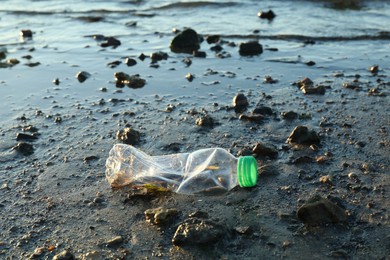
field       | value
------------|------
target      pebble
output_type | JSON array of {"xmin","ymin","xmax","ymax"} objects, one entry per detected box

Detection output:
[
  {"xmin": 232, "ymin": 93, "xmax": 249, "ymax": 112},
  {"xmin": 185, "ymin": 73, "xmax": 195, "ymax": 82},
  {"xmin": 144, "ymin": 207, "xmax": 178, "ymax": 225},
  {"xmin": 195, "ymin": 115, "xmax": 214, "ymax": 127},
  {"xmin": 12, "ymin": 142, "xmax": 34, "ymax": 156},
  {"xmin": 82, "ymin": 251, "xmax": 103, "ymax": 260},
  {"xmin": 16, "ymin": 132, "xmax": 38, "ymax": 141},
  {"xmin": 252, "ymin": 106, "xmax": 273, "ymax": 116},
  {"xmin": 20, "ymin": 29, "xmax": 33, "ymax": 38},
  {"xmin": 287, "ymin": 126, "xmax": 320, "ymax": 145},
  {"xmin": 252, "ymin": 142, "xmax": 278, "ymax": 159},
  {"xmin": 116, "ymin": 127, "xmax": 141, "ymax": 145},
  {"xmin": 125, "ymin": 57, "xmax": 137, "ymax": 66},
  {"xmin": 52, "ymin": 250, "xmax": 75, "ymax": 260},
  {"xmin": 76, "ymin": 71, "xmax": 91, "ymax": 83},
  {"xmin": 239, "ymin": 114, "xmax": 263, "ymax": 123},
  {"xmin": 100, "ymin": 37, "xmax": 121, "ymax": 48},
  {"xmin": 170, "ymin": 28, "xmax": 201, "ymax": 54},
  {"xmin": 150, "ymin": 51, "xmax": 168, "ymax": 62},
  {"xmin": 281, "ymin": 111, "xmax": 298, "ymax": 120},
  {"xmin": 114, "ymin": 72, "xmax": 146, "ymax": 88},
  {"xmin": 193, "ymin": 50, "xmax": 207, "ymax": 58},
  {"xmin": 206, "ymin": 35, "xmax": 220, "ymax": 44},
  {"xmin": 257, "ymin": 10, "xmax": 276, "ymax": 20},
  {"xmin": 106, "ymin": 236, "xmax": 124, "ymax": 246},
  {"xmin": 239, "ymin": 41, "xmax": 263, "ymax": 56},
  {"xmin": 297, "ymin": 195, "xmax": 347, "ymax": 225},
  {"xmin": 172, "ymin": 218, "xmax": 224, "ymax": 245}
]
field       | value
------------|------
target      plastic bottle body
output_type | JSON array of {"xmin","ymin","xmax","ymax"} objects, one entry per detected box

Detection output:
[{"xmin": 105, "ymin": 144, "xmax": 240, "ymax": 194}]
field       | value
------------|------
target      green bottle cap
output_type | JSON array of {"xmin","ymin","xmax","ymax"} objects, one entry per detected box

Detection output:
[{"xmin": 237, "ymin": 156, "xmax": 258, "ymax": 187}]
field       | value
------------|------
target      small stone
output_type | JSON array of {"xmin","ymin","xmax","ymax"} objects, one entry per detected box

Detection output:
[
  {"xmin": 287, "ymin": 126, "xmax": 320, "ymax": 145},
  {"xmin": 83, "ymin": 251, "xmax": 103, "ymax": 260},
  {"xmin": 239, "ymin": 41, "xmax": 263, "ymax": 56},
  {"xmin": 125, "ymin": 57, "xmax": 137, "ymax": 66},
  {"xmin": 233, "ymin": 93, "xmax": 249, "ymax": 112},
  {"xmin": 144, "ymin": 207, "xmax": 178, "ymax": 225},
  {"xmin": 252, "ymin": 142, "xmax": 278, "ymax": 159},
  {"xmin": 172, "ymin": 218, "xmax": 224, "ymax": 245},
  {"xmin": 281, "ymin": 111, "xmax": 298, "ymax": 120},
  {"xmin": 84, "ymin": 156, "xmax": 99, "ymax": 162},
  {"xmin": 257, "ymin": 10, "xmax": 276, "ymax": 20},
  {"xmin": 100, "ymin": 37, "xmax": 121, "ymax": 48},
  {"xmin": 297, "ymin": 195, "xmax": 347, "ymax": 225},
  {"xmin": 76, "ymin": 71, "xmax": 91, "ymax": 83},
  {"xmin": 369, "ymin": 65, "xmax": 378, "ymax": 74},
  {"xmin": 264, "ymin": 75, "xmax": 278, "ymax": 84},
  {"xmin": 150, "ymin": 51, "xmax": 168, "ymax": 62},
  {"xmin": 52, "ymin": 250, "xmax": 75, "ymax": 260},
  {"xmin": 20, "ymin": 29, "xmax": 33, "ymax": 38},
  {"xmin": 305, "ymin": 61, "xmax": 316, "ymax": 66},
  {"xmin": 53, "ymin": 78, "xmax": 60, "ymax": 85},
  {"xmin": 114, "ymin": 72, "xmax": 146, "ymax": 88},
  {"xmin": 239, "ymin": 114, "xmax": 263, "ymax": 123},
  {"xmin": 16, "ymin": 133, "xmax": 38, "ymax": 141},
  {"xmin": 195, "ymin": 115, "xmax": 214, "ymax": 127},
  {"xmin": 301, "ymin": 85, "xmax": 325, "ymax": 95},
  {"xmin": 235, "ymin": 226, "xmax": 251, "ymax": 234},
  {"xmin": 106, "ymin": 236, "xmax": 124, "ymax": 246},
  {"xmin": 210, "ymin": 44, "xmax": 223, "ymax": 52},
  {"xmin": 182, "ymin": 57, "xmax": 192, "ymax": 67},
  {"xmin": 107, "ymin": 60, "xmax": 121, "ymax": 68},
  {"xmin": 125, "ymin": 21, "xmax": 137, "ymax": 27},
  {"xmin": 185, "ymin": 73, "xmax": 195, "ymax": 82},
  {"xmin": 12, "ymin": 142, "xmax": 34, "ymax": 156},
  {"xmin": 193, "ymin": 50, "xmax": 207, "ymax": 58},
  {"xmin": 319, "ymin": 175, "xmax": 333, "ymax": 184},
  {"xmin": 170, "ymin": 28, "xmax": 201, "ymax": 54},
  {"xmin": 252, "ymin": 106, "xmax": 273, "ymax": 116},
  {"xmin": 206, "ymin": 35, "xmax": 220, "ymax": 44},
  {"xmin": 116, "ymin": 127, "xmax": 141, "ymax": 145}
]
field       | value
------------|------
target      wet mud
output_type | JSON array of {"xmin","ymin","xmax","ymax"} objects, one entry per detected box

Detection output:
[{"xmin": 0, "ymin": 0, "xmax": 390, "ymax": 259}]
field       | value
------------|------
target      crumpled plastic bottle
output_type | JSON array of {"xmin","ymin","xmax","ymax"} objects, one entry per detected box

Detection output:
[{"xmin": 105, "ymin": 144, "xmax": 258, "ymax": 195}]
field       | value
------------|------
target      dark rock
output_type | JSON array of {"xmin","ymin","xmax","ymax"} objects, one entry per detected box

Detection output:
[
  {"xmin": 253, "ymin": 106, "xmax": 273, "ymax": 116},
  {"xmin": 52, "ymin": 250, "xmax": 74, "ymax": 260},
  {"xmin": 210, "ymin": 44, "xmax": 223, "ymax": 52},
  {"xmin": 114, "ymin": 72, "xmax": 146, "ymax": 88},
  {"xmin": 281, "ymin": 111, "xmax": 298, "ymax": 120},
  {"xmin": 125, "ymin": 57, "xmax": 137, "ymax": 66},
  {"xmin": 185, "ymin": 73, "xmax": 195, "ymax": 82},
  {"xmin": 25, "ymin": 62, "xmax": 41, "ymax": 67},
  {"xmin": 193, "ymin": 50, "xmax": 207, "ymax": 58},
  {"xmin": 301, "ymin": 85, "xmax": 325, "ymax": 95},
  {"xmin": 182, "ymin": 57, "xmax": 192, "ymax": 67},
  {"xmin": 296, "ymin": 77, "xmax": 313, "ymax": 88},
  {"xmin": 170, "ymin": 28, "xmax": 201, "ymax": 54},
  {"xmin": 305, "ymin": 61, "xmax": 316, "ymax": 66},
  {"xmin": 107, "ymin": 60, "xmax": 121, "ymax": 68},
  {"xmin": 138, "ymin": 53, "xmax": 147, "ymax": 61},
  {"xmin": 206, "ymin": 35, "xmax": 220, "ymax": 44},
  {"xmin": 77, "ymin": 16, "xmax": 104, "ymax": 23},
  {"xmin": 12, "ymin": 142, "xmax": 34, "ymax": 156},
  {"xmin": 150, "ymin": 51, "xmax": 168, "ymax": 62},
  {"xmin": 84, "ymin": 156, "xmax": 99, "ymax": 162},
  {"xmin": 144, "ymin": 207, "xmax": 178, "ymax": 225},
  {"xmin": 252, "ymin": 142, "xmax": 278, "ymax": 159},
  {"xmin": 76, "ymin": 71, "xmax": 91, "ymax": 83},
  {"xmin": 369, "ymin": 65, "xmax": 378, "ymax": 74},
  {"xmin": 343, "ymin": 82, "xmax": 361, "ymax": 90},
  {"xmin": 125, "ymin": 21, "xmax": 137, "ymax": 27},
  {"xmin": 297, "ymin": 195, "xmax": 347, "ymax": 225},
  {"xmin": 258, "ymin": 10, "xmax": 276, "ymax": 20},
  {"xmin": 264, "ymin": 75, "xmax": 278, "ymax": 84},
  {"xmin": 100, "ymin": 37, "xmax": 121, "ymax": 48},
  {"xmin": 0, "ymin": 51, "xmax": 6, "ymax": 60},
  {"xmin": 20, "ymin": 29, "xmax": 33, "ymax": 38},
  {"xmin": 116, "ymin": 127, "xmax": 141, "ymax": 145},
  {"xmin": 233, "ymin": 93, "xmax": 249, "ymax": 112},
  {"xmin": 239, "ymin": 114, "xmax": 263, "ymax": 123},
  {"xmin": 195, "ymin": 115, "xmax": 214, "ymax": 127},
  {"xmin": 53, "ymin": 78, "xmax": 60, "ymax": 85},
  {"xmin": 172, "ymin": 218, "xmax": 224, "ymax": 245},
  {"xmin": 239, "ymin": 41, "xmax": 263, "ymax": 56},
  {"xmin": 287, "ymin": 126, "xmax": 320, "ymax": 145},
  {"xmin": 16, "ymin": 133, "xmax": 38, "ymax": 141}
]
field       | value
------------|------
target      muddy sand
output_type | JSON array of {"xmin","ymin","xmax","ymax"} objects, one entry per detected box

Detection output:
[{"xmin": 1, "ymin": 12, "xmax": 390, "ymax": 260}]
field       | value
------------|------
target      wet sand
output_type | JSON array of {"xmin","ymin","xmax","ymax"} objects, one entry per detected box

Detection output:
[{"xmin": 1, "ymin": 1, "xmax": 390, "ymax": 259}]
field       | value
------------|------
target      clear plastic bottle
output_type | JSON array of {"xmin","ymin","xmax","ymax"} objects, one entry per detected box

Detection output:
[{"xmin": 105, "ymin": 144, "xmax": 258, "ymax": 195}]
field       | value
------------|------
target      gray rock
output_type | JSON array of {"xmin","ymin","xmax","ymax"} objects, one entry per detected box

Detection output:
[
  {"xmin": 52, "ymin": 250, "xmax": 74, "ymax": 260},
  {"xmin": 297, "ymin": 195, "xmax": 347, "ymax": 225},
  {"xmin": 195, "ymin": 115, "xmax": 214, "ymax": 127},
  {"xmin": 172, "ymin": 218, "xmax": 224, "ymax": 245},
  {"xmin": 170, "ymin": 28, "xmax": 201, "ymax": 54},
  {"xmin": 106, "ymin": 236, "xmax": 124, "ymax": 246},
  {"xmin": 12, "ymin": 142, "xmax": 34, "ymax": 156},
  {"xmin": 287, "ymin": 126, "xmax": 320, "ymax": 145}
]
